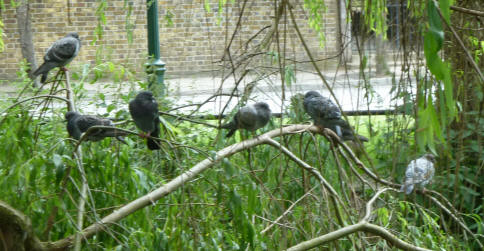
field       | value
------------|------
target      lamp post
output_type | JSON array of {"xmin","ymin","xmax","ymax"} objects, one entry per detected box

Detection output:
[{"xmin": 146, "ymin": 0, "xmax": 166, "ymax": 96}]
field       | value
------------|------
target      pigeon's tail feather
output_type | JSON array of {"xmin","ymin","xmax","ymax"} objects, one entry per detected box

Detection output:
[
  {"xmin": 356, "ymin": 134, "xmax": 369, "ymax": 142},
  {"xmin": 147, "ymin": 138, "xmax": 161, "ymax": 150},
  {"xmin": 115, "ymin": 136, "xmax": 128, "ymax": 145},
  {"xmin": 221, "ymin": 120, "xmax": 237, "ymax": 138},
  {"xmin": 225, "ymin": 128, "xmax": 236, "ymax": 138},
  {"xmin": 33, "ymin": 62, "xmax": 57, "ymax": 83},
  {"xmin": 399, "ymin": 185, "xmax": 405, "ymax": 193},
  {"xmin": 220, "ymin": 121, "xmax": 235, "ymax": 130},
  {"xmin": 400, "ymin": 184, "xmax": 414, "ymax": 195},
  {"xmin": 147, "ymin": 125, "xmax": 161, "ymax": 150},
  {"xmin": 40, "ymin": 73, "xmax": 48, "ymax": 84}
]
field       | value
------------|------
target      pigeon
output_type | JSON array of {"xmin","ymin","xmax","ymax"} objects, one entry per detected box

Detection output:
[
  {"xmin": 65, "ymin": 111, "xmax": 126, "ymax": 143},
  {"xmin": 303, "ymin": 91, "xmax": 368, "ymax": 142},
  {"xmin": 400, "ymin": 154, "xmax": 436, "ymax": 194},
  {"xmin": 128, "ymin": 91, "xmax": 161, "ymax": 150},
  {"xmin": 33, "ymin": 32, "xmax": 81, "ymax": 83},
  {"xmin": 221, "ymin": 102, "xmax": 272, "ymax": 138}
]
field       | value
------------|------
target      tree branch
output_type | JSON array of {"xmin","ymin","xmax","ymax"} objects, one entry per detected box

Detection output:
[
  {"xmin": 50, "ymin": 125, "xmax": 321, "ymax": 249},
  {"xmin": 435, "ymin": 1, "xmax": 484, "ymax": 82},
  {"xmin": 286, "ymin": 188, "xmax": 432, "ymax": 251},
  {"xmin": 450, "ymin": 5, "xmax": 484, "ymax": 17}
]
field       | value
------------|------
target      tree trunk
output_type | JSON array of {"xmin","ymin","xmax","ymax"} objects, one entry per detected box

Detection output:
[
  {"xmin": 16, "ymin": 0, "xmax": 40, "ymax": 87},
  {"xmin": 336, "ymin": 0, "xmax": 352, "ymax": 64}
]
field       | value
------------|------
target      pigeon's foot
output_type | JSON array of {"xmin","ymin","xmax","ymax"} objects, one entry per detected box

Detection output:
[
  {"xmin": 138, "ymin": 132, "xmax": 150, "ymax": 138},
  {"xmin": 316, "ymin": 125, "xmax": 326, "ymax": 134}
]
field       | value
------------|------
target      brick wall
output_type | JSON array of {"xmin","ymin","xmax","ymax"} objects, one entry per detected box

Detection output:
[{"xmin": 0, "ymin": 0, "xmax": 340, "ymax": 80}]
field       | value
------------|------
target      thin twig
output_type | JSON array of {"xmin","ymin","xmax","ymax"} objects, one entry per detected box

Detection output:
[
  {"xmin": 159, "ymin": 111, "xmax": 219, "ymax": 128},
  {"xmin": 48, "ymin": 125, "xmax": 327, "ymax": 249},
  {"xmin": 261, "ymin": 187, "xmax": 316, "ymax": 234},
  {"xmin": 450, "ymin": 5, "xmax": 484, "ymax": 17},
  {"xmin": 434, "ymin": 0, "xmax": 484, "ymax": 82},
  {"xmin": 286, "ymin": 188, "xmax": 431, "ymax": 251},
  {"xmin": 0, "ymin": 95, "xmax": 69, "ymax": 116}
]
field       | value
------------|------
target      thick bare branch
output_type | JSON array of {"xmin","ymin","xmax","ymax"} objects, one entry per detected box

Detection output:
[
  {"xmin": 286, "ymin": 188, "xmax": 432, "ymax": 251},
  {"xmin": 50, "ymin": 125, "xmax": 319, "ymax": 248}
]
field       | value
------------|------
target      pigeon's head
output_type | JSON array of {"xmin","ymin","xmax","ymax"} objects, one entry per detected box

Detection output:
[
  {"xmin": 65, "ymin": 111, "xmax": 80, "ymax": 121},
  {"xmin": 423, "ymin": 153, "xmax": 436, "ymax": 163},
  {"xmin": 136, "ymin": 91, "xmax": 156, "ymax": 102},
  {"xmin": 66, "ymin": 32, "xmax": 80, "ymax": 40},
  {"xmin": 255, "ymin": 102, "xmax": 271, "ymax": 112},
  {"xmin": 304, "ymin": 91, "xmax": 322, "ymax": 100}
]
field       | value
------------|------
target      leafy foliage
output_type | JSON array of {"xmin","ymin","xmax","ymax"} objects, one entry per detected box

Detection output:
[{"xmin": 0, "ymin": 0, "xmax": 482, "ymax": 250}]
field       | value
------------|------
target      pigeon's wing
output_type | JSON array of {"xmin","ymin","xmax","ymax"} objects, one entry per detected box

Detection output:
[
  {"xmin": 67, "ymin": 118, "xmax": 82, "ymax": 140},
  {"xmin": 76, "ymin": 115, "xmax": 112, "ymax": 141},
  {"xmin": 254, "ymin": 109, "xmax": 271, "ymax": 130},
  {"xmin": 304, "ymin": 96, "xmax": 341, "ymax": 120},
  {"xmin": 320, "ymin": 97, "xmax": 342, "ymax": 119},
  {"xmin": 129, "ymin": 98, "xmax": 159, "ymax": 133},
  {"xmin": 416, "ymin": 159, "xmax": 434, "ymax": 186},
  {"xmin": 44, "ymin": 37, "xmax": 79, "ymax": 64},
  {"xmin": 401, "ymin": 158, "xmax": 434, "ymax": 194},
  {"xmin": 147, "ymin": 116, "xmax": 161, "ymax": 150},
  {"xmin": 400, "ymin": 160, "xmax": 417, "ymax": 194},
  {"xmin": 237, "ymin": 106, "xmax": 258, "ymax": 131},
  {"xmin": 410, "ymin": 159, "xmax": 430, "ymax": 184},
  {"xmin": 76, "ymin": 115, "xmax": 111, "ymax": 132},
  {"xmin": 221, "ymin": 114, "xmax": 238, "ymax": 138}
]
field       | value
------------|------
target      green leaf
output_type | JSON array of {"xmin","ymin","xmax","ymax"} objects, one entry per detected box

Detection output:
[
  {"xmin": 377, "ymin": 207, "xmax": 389, "ymax": 226},
  {"xmin": 204, "ymin": 0, "xmax": 211, "ymax": 12},
  {"xmin": 107, "ymin": 103, "xmax": 116, "ymax": 113},
  {"xmin": 53, "ymin": 154, "xmax": 63, "ymax": 168},
  {"xmin": 284, "ymin": 65, "xmax": 295, "ymax": 87},
  {"xmin": 439, "ymin": 0, "xmax": 451, "ymax": 24}
]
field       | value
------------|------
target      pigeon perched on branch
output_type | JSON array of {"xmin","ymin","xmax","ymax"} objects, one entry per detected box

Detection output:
[
  {"xmin": 65, "ymin": 111, "xmax": 126, "ymax": 143},
  {"xmin": 303, "ymin": 91, "xmax": 368, "ymax": 142},
  {"xmin": 129, "ymin": 91, "xmax": 161, "ymax": 150},
  {"xmin": 33, "ymin": 32, "xmax": 81, "ymax": 83},
  {"xmin": 221, "ymin": 102, "xmax": 272, "ymax": 138},
  {"xmin": 400, "ymin": 154, "xmax": 436, "ymax": 194}
]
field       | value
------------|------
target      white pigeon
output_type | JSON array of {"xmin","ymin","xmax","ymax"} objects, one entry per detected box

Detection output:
[{"xmin": 400, "ymin": 154, "xmax": 436, "ymax": 194}]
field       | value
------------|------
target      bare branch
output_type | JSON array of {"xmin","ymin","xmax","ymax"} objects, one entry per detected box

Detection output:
[
  {"xmin": 51, "ymin": 125, "xmax": 322, "ymax": 249},
  {"xmin": 261, "ymin": 187, "xmax": 316, "ymax": 234},
  {"xmin": 450, "ymin": 5, "xmax": 484, "ymax": 17},
  {"xmin": 435, "ymin": 0, "xmax": 484, "ymax": 82},
  {"xmin": 0, "ymin": 95, "xmax": 70, "ymax": 116},
  {"xmin": 286, "ymin": 188, "xmax": 432, "ymax": 251}
]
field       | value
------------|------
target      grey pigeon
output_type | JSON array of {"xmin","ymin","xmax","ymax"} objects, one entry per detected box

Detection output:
[
  {"xmin": 65, "ymin": 111, "xmax": 126, "ymax": 143},
  {"xmin": 221, "ymin": 102, "xmax": 272, "ymax": 138},
  {"xmin": 33, "ymin": 32, "xmax": 81, "ymax": 83},
  {"xmin": 129, "ymin": 91, "xmax": 161, "ymax": 150},
  {"xmin": 303, "ymin": 91, "xmax": 368, "ymax": 142},
  {"xmin": 400, "ymin": 154, "xmax": 436, "ymax": 194}
]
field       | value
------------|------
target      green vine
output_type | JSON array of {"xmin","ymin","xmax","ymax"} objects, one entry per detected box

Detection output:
[
  {"xmin": 303, "ymin": 0, "xmax": 327, "ymax": 47},
  {"xmin": 419, "ymin": 0, "xmax": 456, "ymax": 152},
  {"xmin": 363, "ymin": 0, "xmax": 388, "ymax": 37}
]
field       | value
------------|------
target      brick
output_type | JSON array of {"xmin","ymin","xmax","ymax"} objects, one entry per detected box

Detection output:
[{"xmin": 0, "ymin": 0, "xmax": 338, "ymax": 80}]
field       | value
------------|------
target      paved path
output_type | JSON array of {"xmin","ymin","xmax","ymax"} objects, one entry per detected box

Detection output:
[{"xmin": 1, "ymin": 69, "xmax": 410, "ymax": 118}]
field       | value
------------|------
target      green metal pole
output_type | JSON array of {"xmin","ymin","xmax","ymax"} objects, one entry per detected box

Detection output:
[{"xmin": 146, "ymin": 0, "xmax": 166, "ymax": 96}]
